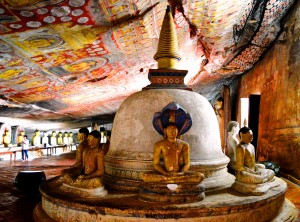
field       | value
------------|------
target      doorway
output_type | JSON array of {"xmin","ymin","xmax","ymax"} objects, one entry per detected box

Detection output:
[{"xmin": 248, "ymin": 94, "xmax": 261, "ymax": 160}]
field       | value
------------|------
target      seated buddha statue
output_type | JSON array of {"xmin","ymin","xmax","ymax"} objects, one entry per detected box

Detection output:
[
  {"xmin": 232, "ymin": 126, "xmax": 275, "ymax": 195},
  {"xmin": 61, "ymin": 128, "xmax": 89, "ymax": 177},
  {"xmin": 143, "ymin": 124, "xmax": 203, "ymax": 183},
  {"xmin": 140, "ymin": 102, "xmax": 205, "ymax": 203},
  {"xmin": 63, "ymin": 130, "xmax": 105, "ymax": 190},
  {"xmin": 226, "ymin": 121, "xmax": 240, "ymax": 171}
]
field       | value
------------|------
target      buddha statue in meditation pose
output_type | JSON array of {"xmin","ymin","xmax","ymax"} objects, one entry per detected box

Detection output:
[
  {"xmin": 232, "ymin": 126, "xmax": 275, "ymax": 195},
  {"xmin": 226, "ymin": 121, "xmax": 240, "ymax": 171},
  {"xmin": 148, "ymin": 124, "xmax": 198, "ymax": 182},
  {"xmin": 140, "ymin": 102, "xmax": 205, "ymax": 203},
  {"xmin": 62, "ymin": 128, "xmax": 89, "ymax": 178},
  {"xmin": 63, "ymin": 130, "xmax": 104, "ymax": 189},
  {"xmin": 142, "ymin": 103, "xmax": 204, "ymax": 183}
]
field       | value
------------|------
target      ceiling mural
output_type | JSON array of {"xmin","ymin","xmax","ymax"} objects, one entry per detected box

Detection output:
[{"xmin": 0, "ymin": 0, "xmax": 296, "ymax": 129}]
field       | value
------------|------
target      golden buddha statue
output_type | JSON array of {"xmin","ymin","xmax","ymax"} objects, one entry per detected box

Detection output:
[
  {"xmin": 32, "ymin": 129, "xmax": 41, "ymax": 147},
  {"xmin": 140, "ymin": 102, "xmax": 205, "ymax": 203},
  {"xmin": 50, "ymin": 131, "xmax": 57, "ymax": 146},
  {"xmin": 232, "ymin": 126, "xmax": 275, "ymax": 195},
  {"xmin": 17, "ymin": 130, "xmax": 25, "ymax": 146},
  {"xmin": 63, "ymin": 130, "xmax": 105, "ymax": 189},
  {"xmin": 144, "ymin": 124, "xmax": 202, "ymax": 183},
  {"xmin": 3, "ymin": 130, "xmax": 11, "ymax": 147},
  {"xmin": 57, "ymin": 132, "xmax": 63, "ymax": 145}
]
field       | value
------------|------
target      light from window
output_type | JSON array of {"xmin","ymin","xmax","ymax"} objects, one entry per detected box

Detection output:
[{"xmin": 241, "ymin": 98, "xmax": 249, "ymax": 127}]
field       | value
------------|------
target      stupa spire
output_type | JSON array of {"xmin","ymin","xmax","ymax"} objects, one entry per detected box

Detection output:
[{"xmin": 154, "ymin": 5, "xmax": 181, "ymax": 69}]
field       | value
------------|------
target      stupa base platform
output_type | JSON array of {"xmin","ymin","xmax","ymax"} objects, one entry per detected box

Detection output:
[{"xmin": 34, "ymin": 176, "xmax": 298, "ymax": 222}]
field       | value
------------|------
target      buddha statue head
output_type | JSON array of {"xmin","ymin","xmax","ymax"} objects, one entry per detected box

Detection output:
[
  {"xmin": 87, "ymin": 130, "xmax": 101, "ymax": 148},
  {"xmin": 77, "ymin": 127, "xmax": 89, "ymax": 143},
  {"xmin": 227, "ymin": 121, "xmax": 239, "ymax": 137},
  {"xmin": 238, "ymin": 126, "xmax": 253, "ymax": 144}
]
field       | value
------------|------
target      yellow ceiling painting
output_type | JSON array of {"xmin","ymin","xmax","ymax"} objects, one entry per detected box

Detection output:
[{"xmin": 0, "ymin": 0, "xmax": 296, "ymax": 121}]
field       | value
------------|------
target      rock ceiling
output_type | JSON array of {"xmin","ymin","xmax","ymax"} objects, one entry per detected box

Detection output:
[{"xmin": 0, "ymin": 0, "xmax": 295, "ymax": 129}]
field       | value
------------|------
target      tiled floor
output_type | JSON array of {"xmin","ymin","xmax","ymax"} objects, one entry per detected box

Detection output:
[{"xmin": 0, "ymin": 151, "xmax": 299, "ymax": 222}]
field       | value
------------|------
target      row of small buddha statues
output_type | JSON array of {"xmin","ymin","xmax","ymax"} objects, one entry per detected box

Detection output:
[
  {"xmin": 31, "ymin": 130, "xmax": 74, "ymax": 147},
  {"xmin": 1, "ymin": 130, "xmax": 74, "ymax": 147},
  {"xmin": 60, "ymin": 102, "xmax": 275, "ymax": 201}
]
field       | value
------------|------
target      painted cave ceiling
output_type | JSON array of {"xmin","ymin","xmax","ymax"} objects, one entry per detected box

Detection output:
[{"xmin": 0, "ymin": 0, "xmax": 296, "ymax": 130}]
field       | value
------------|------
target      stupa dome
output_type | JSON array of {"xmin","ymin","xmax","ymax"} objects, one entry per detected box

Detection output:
[{"xmin": 104, "ymin": 89, "xmax": 234, "ymax": 191}]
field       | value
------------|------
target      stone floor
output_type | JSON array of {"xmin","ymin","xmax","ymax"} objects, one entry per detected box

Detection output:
[{"xmin": 0, "ymin": 151, "xmax": 299, "ymax": 222}]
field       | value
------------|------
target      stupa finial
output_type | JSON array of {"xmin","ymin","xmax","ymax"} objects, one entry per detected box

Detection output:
[{"xmin": 154, "ymin": 5, "xmax": 181, "ymax": 69}]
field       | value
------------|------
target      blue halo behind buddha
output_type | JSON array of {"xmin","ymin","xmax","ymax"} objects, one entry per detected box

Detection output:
[{"xmin": 153, "ymin": 102, "xmax": 192, "ymax": 136}]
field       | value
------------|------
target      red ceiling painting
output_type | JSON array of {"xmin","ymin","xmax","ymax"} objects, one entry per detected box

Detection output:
[{"xmin": 0, "ymin": 0, "xmax": 296, "ymax": 124}]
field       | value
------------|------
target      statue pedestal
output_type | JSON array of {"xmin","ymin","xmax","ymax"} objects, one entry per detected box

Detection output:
[
  {"xmin": 232, "ymin": 178, "xmax": 279, "ymax": 196},
  {"xmin": 34, "ymin": 176, "xmax": 298, "ymax": 222},
  {"xmin": 139, "ymin": 181, "xmax": 205, "ymax": 203},
  {"xmin": 139, "ymin": 171, "xmax": 205, "ymax": 203},
  {"xmin": 62, "ymin": 183, "xmax": 108, "ymax": 197}
]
